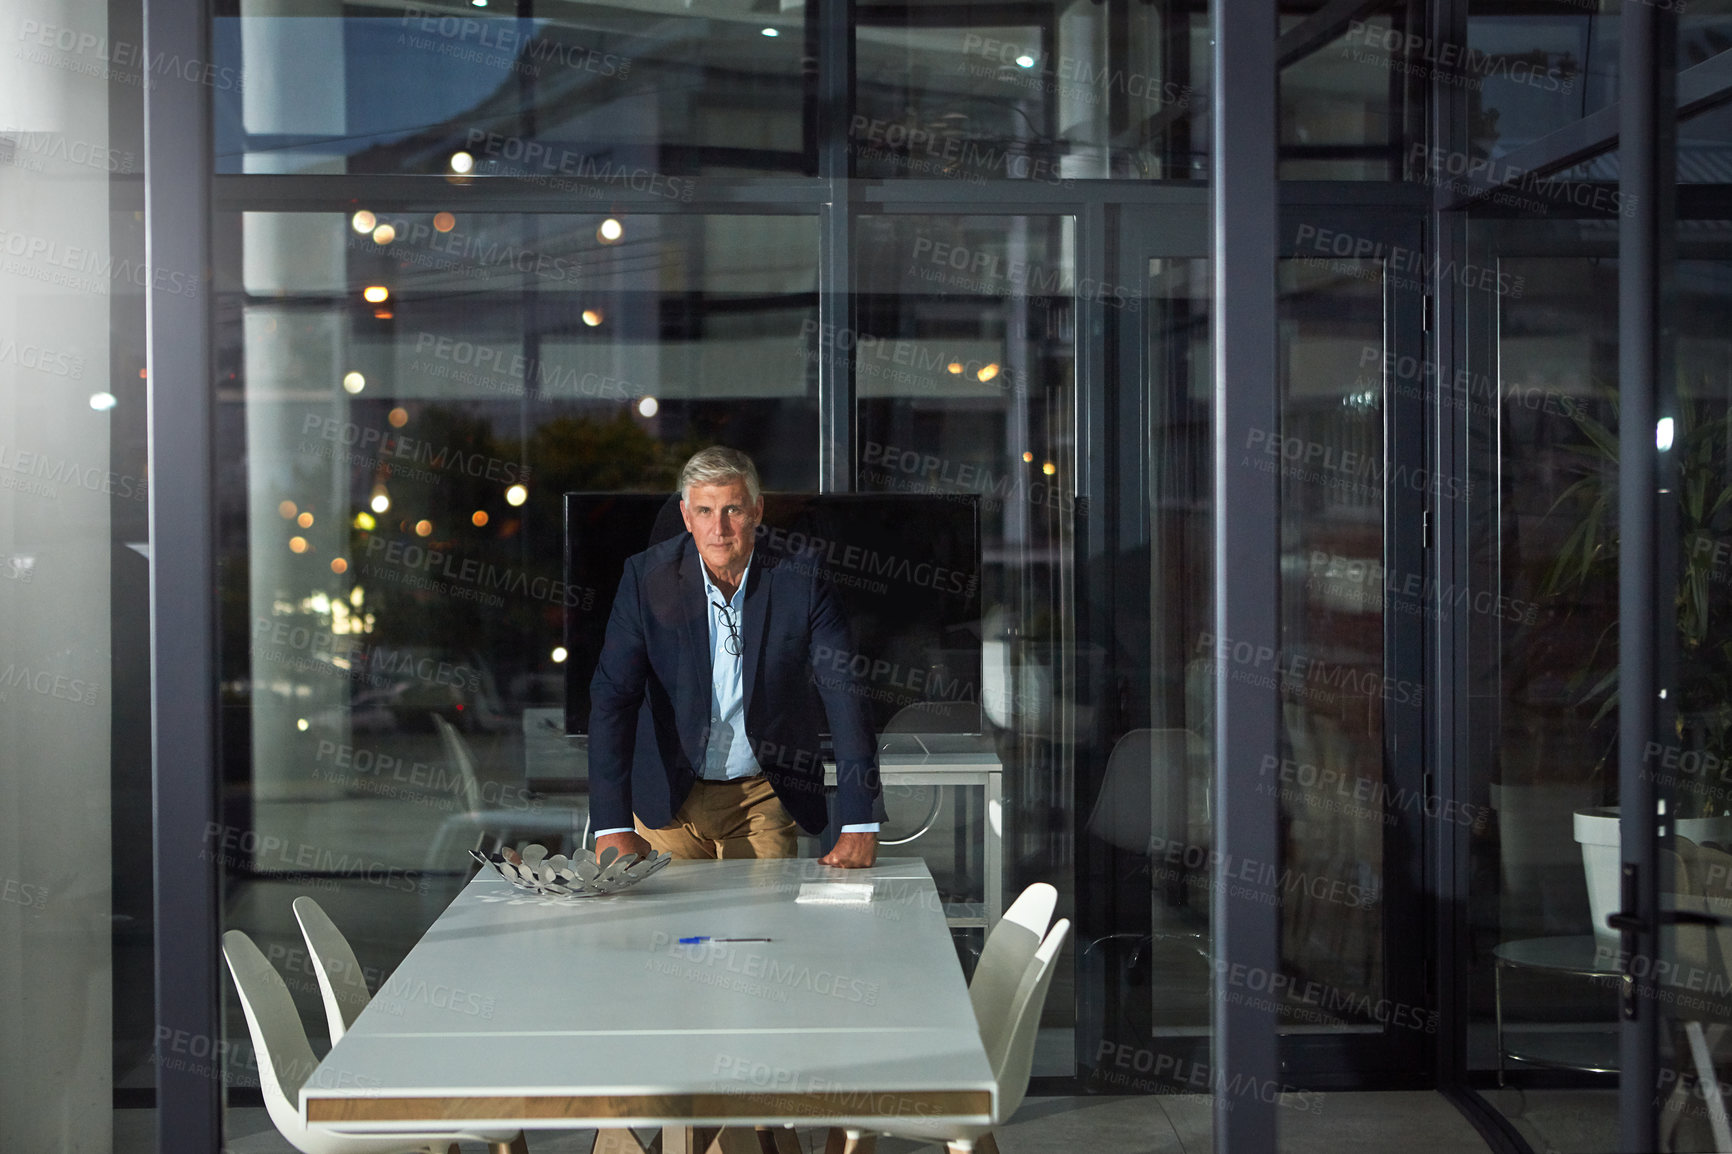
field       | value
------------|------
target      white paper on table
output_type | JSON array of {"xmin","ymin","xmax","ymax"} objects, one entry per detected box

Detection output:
[{"xmin": 795, "ymin": 881, "xmax": 877, "ymax": 904}]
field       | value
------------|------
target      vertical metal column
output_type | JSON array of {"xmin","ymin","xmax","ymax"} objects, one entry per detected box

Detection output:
[
  {"xmin": 815, "ymin": 0, "xmax": 855, "ymax": 493},
  {"xmin": 1210, "ymin": 0, "xmax": 1280, "ymax": 1150},
  {"xmin": 1616, "ymin": 4, "xmax": 1675, "ymax": 1151},
  {"xmin": 144, "ymin": 0, "xmax": 220, "ymax": 1146},
  {"xmin": 1426, "ymin": 0, "xmax": 1472, "ymax": 1092}
]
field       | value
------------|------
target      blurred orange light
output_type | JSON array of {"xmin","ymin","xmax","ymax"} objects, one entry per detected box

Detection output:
[
  {"xmin": 297, "ymin": 511, "xmax": 314, "ymax": 528},
  {"xmin": 371, "ymin": 223, "xmax": 396, "ymax": 245},
  {"xmin": 433, "ymin": 212, "xmax": 457, "ymax": 233},
  {"xmin": 363, "ymin": 286, "xmax": 390, "ymax": 303},
  {"xmin": 330, "ymin": 557, "xmax": 348, "ymax": 575},
  {"xmin": 388, "ymin": 407, "xmax": 409, "ymax": 428},
  {"xmin": 582, "ymin": 309, "xmax": 603, "ymax": 327},
  {"xmin": 471, "ymin": 510, "xmax": 490, "ymax": 527},
  {"xmin": 414, "ymin": 520, "xmax": 434, "ymax": 537},
  {"xmin": 1022, "ymin": 451, "xmax": 1034, "ymax": 463},
  {"xmin": 288, "ymin": 536, "xmax": 309, "ymax": 554},
  {"xmin": 278, "ymin": 500, "xmax": 298, "ymax": 519}
]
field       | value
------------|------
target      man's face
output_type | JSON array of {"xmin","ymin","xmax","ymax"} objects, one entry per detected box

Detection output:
[{"xmin": 680, "ymin": 480, "xmax": 762, "ymax": 575}]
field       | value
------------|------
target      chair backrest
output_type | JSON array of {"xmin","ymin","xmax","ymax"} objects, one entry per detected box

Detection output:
[
  {"xmin": 992, "ymin": 918, "xmax": 1071, "ymax": 1123},
  {"xmin": 222, "ymin": 930, "xmax": 320, "ymax": 1146},
  {"xmin": 1673, "ymin": 838, "xmax": 1732, "ymax": 983},
  {"xmin": 1088, "ymin": 728, "xmax": 1212, "ymax": 863},
  {"xmin": 431, "ymin": 713, "xmax": 483, "ymax": 815},
  {"xmin": 970, "ymin": 883, "xmax": 1056, "ymax": 1062},
  {"xmin": 292, "ymin": 897, "xmax": 373, "ymax": 1045}
]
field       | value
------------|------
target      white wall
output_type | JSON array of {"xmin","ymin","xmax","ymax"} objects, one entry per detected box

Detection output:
[{"xmin": 0, "ymin": 0, "xmax": 118, "ymax": 1147}]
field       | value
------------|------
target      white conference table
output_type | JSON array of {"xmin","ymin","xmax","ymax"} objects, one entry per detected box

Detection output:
[{"xmin": 301, "ymin": 857, "xmax": 994, "ymax": 1140}]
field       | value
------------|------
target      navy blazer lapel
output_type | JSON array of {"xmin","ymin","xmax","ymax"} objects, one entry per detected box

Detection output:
[
  {"xmin": 740, "ymin": 549, "xmax": 772, "ymax": 714},
  {"xmin": 676, "ymin": 539, "xmax": 712, "ymax": 737}
]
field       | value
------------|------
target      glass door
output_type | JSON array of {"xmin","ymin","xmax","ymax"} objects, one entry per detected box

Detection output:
[
  {"xmin": 1464, "ymin": 219, "xmax": 1732, "ymax": 1153},
  {"xmin": 1083, "ymin": 202, "xmax": 1431, "ymax": 1096}
]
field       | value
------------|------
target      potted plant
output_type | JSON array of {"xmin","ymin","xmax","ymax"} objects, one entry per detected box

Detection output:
[{"xmin": 1543, "ymin": 380, "xmax": 1732, "ymax": 943}]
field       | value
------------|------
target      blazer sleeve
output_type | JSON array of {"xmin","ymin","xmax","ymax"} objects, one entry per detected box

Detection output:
[
  {"xmin": 807, "ymin": 576, "xmax": 884, "ymax": 826},
  {"xmin": 588, "ymin": 557, "xmax": 649, "ymax": 832}
]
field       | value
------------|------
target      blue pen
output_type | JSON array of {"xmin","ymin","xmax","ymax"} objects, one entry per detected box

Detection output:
[{"xmin": 679, "ymin": 936, "xmax": 770, "ymax": 944}]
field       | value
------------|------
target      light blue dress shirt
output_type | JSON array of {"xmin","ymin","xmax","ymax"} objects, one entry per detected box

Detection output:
[
  {"xmin": 594, "ymin": 550, "xmax": 878, "ymax": 837},
  {"xmin": 699, "ymin": 558, "xmax": 760, "ymax": 781}
]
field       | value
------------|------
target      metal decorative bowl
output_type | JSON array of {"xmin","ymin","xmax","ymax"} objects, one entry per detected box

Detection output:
[{"xmin": 470, "ymin": 843, "xmax": 673, "ymax": 898}]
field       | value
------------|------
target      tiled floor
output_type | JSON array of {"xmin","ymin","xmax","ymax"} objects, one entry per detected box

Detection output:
[
  {"xmin": 207, "ymin": 1091, "xmax": 1491, "ymax": 1154},
  {"xmin": 1484, "ymin": 1087, "xmax": 1618, "ymax": 1154}
]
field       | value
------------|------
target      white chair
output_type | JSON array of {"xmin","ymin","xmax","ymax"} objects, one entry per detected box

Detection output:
[
  {"xmin": 424, "ymin": 713, "xmax": 588, "ymax": 871},
  {"xmin": 969, "ymin": 883, "xmax": 1056, "ymax": 1061},
  {"xmin": 292, "ymin": 897, "xmax": 374, "ymax": 1045},
  {"xmin": 828, "ymin": 918, "xmax": 1072, "ymax": 1154},
  {"xmin": 221, "ymin": 928, "xmax": 527, "ymax": 1154},
  {"xmin": 290, "ymin": 902, "xmax": 668, "ymax": 1154}
]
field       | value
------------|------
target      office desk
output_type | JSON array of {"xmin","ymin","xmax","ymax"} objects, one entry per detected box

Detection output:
[
  {"xmin": 826, "ymin": 738, "xmax": 1003, "ymax": 930},
  {"xmin": 526, "ymin": 726, "xmax": 1004, "ymax": 930},
  {"xmin": 301, "ymin": 858, "xmax": 993, "ymax": 1139}
]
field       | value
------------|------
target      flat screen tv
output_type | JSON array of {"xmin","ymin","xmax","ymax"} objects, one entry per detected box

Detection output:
[{"xmin": 563, "ymin": 492, "xmax": 983, "ymax": 739}]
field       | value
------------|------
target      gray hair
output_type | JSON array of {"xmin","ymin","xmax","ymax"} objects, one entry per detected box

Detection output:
[{"xmin": 678, "ymin": 446, "xmax": 762, "ymax": 505}]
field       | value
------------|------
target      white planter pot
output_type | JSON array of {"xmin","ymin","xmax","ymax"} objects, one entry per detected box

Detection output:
[
  {"xmin": 1573, "ymin": 807, "xmax": 1621, "ymax": 950},
  {"xmin": 1573, "ymin": 806, "xmax": 1732, "ymax": 950}
]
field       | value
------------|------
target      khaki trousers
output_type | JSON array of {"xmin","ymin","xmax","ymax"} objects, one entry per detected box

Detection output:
[{"xmin": 633, "ymin": 774, "xmax": 798, "ymax": 859}]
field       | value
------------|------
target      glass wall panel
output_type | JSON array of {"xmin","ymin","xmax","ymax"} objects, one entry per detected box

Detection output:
[
  {"xmin": 0, "ymin": 0, "xmax": 155, "ymax": 1145},
  {"xmin": 1086, "ymin": 212, "xmax": 1427, "ymax": 1101},
  {"xmin": 214, "ymin": 210, "xmax": 819, "ymax": 1093},
  {"xmin": 1653, "ymin": 247, "xmax": 1732, "ymax": 1154},
  {"xmin": 1461, "ymin": 231, "xmax": 1632, "ymax": 1150},
  {"xmin": 1679, "ymin": 14, "xmax": 1732, "ymax": 185},
  {"xmin": 853, "ymin": 0, "xmax": 1206, "ymax": 180},
  {"xmin": 1464, "ymin": 217, "xmax": 1732, "ymax": 1148},
  {"xmin": 853, "ymin": 212, "xmax": 1078, "ymax": 1071},
  {"xmin": 1278, "ymin": 9, "xmax": 1415, "ymax": 180},
  {"xmin": 1128, "ymin": 254, "xmax": 1215, "ymax": 1065},
  {"xmin": 849, "ymin": 0, "xmax": 1429, "ymax": 184},
  {"xmin": 1131, "ymin": 255, "xmax": 1396, "ymax": 1019},
  {"xmin": 1274, "ymin": 256, "xmax": 1388, "ymax": 1014},
  {"xmin": 1459, "ymin": 10, "xmax": 1732, "ymax": 1149},
  {"xmin": 215, "ymin": 1, "xmax": 810, "ymax": 176},
  {"xmin": 1463, "ymin": 5, "xmax": 1604, "ymax": 159}
]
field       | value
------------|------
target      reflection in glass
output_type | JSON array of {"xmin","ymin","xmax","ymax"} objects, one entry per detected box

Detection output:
[
  {"xmin": 216, "ymin": 4, "xmax": 809, "ymax": 175},
  {"xmin": 1279, "ymin": 12, "xmax": 1413, "ymax": 180},
  {"xmin": 1143, "ymin": 257, "xmax": 1214, "ymax": 1043},
  {"xmin": 853, "ymin": 212, "xmax": 1077, "ymax": 1068},
  {"xmin": 1469, "ymin": 241, "xmax": 1732, "ymax": 1148},
  {"xmin": 217, "ymin": 211, "xmax": 818, "ymax": 1071},
  {"xmin": 1274, "ymin": 257, "xmax": 1386, "ymax": 1010},
  {"xmin": 854, "ymin": 1, "xmax": 1206, "ymax": 179},
  {"xmin": 1135, "ymin": 254, "xmax": 1392, "ymax": 1044}
]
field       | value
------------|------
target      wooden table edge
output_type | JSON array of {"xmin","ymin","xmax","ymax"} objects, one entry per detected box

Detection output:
[{"xmin": 306, "ymin": 1089, "xmax": 992, "ymax": 1125}]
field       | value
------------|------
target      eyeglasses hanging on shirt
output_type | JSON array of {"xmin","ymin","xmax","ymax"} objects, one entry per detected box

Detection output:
[{"xmin": 712, "ymin": 601, "xmax": 743, "ymax": 657}]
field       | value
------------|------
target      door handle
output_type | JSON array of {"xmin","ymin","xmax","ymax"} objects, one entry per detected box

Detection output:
[{"xmin": 1608, "ymin": 862, "xmax": 1728, "ymax": 1019}]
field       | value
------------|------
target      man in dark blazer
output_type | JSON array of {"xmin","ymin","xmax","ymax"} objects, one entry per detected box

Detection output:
[{"xmin": 589, "ymin": 447, "xmax": 883, "ymax": 867}]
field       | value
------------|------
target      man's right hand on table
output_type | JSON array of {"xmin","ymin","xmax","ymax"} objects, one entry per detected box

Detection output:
[{"xmin": 595, "ymin": 830, "xmax": 654, "ymax": 861}]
